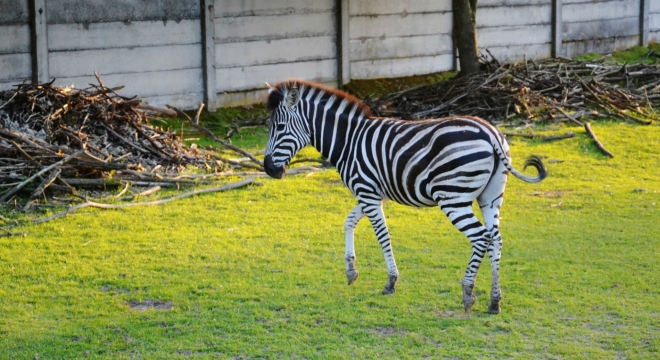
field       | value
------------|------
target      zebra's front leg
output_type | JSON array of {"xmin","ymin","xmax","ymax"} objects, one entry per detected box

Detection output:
[
  {"xmin": 344, "ymin": 204, "xmax": 365, "ymax": 285},
  {"xmin": 360, "ymin": 200, "xmax": 399, "ymax": 295}
]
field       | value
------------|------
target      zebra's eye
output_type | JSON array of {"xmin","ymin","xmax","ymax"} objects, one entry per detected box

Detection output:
[{"xmin": 276, "ymin": 124, "xmax": 286, "ymax": 131}]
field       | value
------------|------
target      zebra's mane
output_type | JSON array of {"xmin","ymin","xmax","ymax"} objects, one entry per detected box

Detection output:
[{"xmin": 266, "ymin": 79, "xmax": 372, "ymax": 118}]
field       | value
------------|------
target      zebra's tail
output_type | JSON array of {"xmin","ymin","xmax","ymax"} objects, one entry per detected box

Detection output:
[{"xmin": 492, "ymin": 139, "xmax": 548, "ymax": 183}]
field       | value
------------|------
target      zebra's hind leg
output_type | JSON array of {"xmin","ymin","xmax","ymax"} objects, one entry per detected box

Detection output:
[
  {"xmin": 360, "ymin": 200, "xmax": 399, "ymax": 295},
  {"xmin": 439, "ymin": 202, "xmax": 492, "ymax": 312},
  {"xmin": 479, "ymin": 206, "xmax": 504, "ymax": 314},
  {"xmin": 344, "ymin": 204, "xmax": 365, "ymax": 285},
  {"xmin": 478, "ymin": 169, "xmax": 508, "ymax": 314}
]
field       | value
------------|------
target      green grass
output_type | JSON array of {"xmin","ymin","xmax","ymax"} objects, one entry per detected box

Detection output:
[
  {"xmin": 1, "ymin": 121, "xmax": 659, "ymax": 359},
  {"xmin": 343, "ymin": 71, "xmax": 457, "ymax": 99},
  {"xmin": 152, "ymin": 104, "xmax": 270, "ymax": 151},
  {"xmin": 575, "ymin": 45, "xmax": 660, "ymax": 64}
]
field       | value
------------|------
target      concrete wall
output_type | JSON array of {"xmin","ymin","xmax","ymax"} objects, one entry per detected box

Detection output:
[
  {"xmin": 477, "ymin": 0, "xmax": 553, "ymax": 61},
  {"xmin": 0, "ymin": 0, "xmax": 31, "ymax": 91},
  {"xmin": 651, "ymin": 0, "xmax": 660, "ymax": 42},
  {"xmin": 1, "ymin": 0, "xmax": 658, "ymax": 109},
  {"xmin": 562, "ymin": 0, "xmax": 641, "ymax": 58},
  {"xmin": 47, "ymin": 0, "xmax": 203, "ymax": 109},
  {"xmin": 348, "ymin": 0, "xmax": 453, "ymax": 79},
  {"xmin": 213, "ymin": 0, "xmax": 337, "ymax": 107}
]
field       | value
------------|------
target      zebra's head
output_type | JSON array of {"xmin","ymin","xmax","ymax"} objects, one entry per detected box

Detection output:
[{"xmin": 263, "ymin": 81, "xmax": 311, "ymax": 179}]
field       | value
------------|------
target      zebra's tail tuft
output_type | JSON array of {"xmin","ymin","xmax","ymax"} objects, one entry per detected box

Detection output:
[{"xmin": 513, "ymin": 155, "xmax": 547, "ymax": 183}]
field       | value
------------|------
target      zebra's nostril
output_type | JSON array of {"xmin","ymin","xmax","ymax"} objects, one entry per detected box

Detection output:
[{"xmin": 264, "ymin": 154, "xmax": 284, "ymax": 179}]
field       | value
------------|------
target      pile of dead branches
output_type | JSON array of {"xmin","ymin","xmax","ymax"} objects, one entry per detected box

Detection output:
[
  {"xmin": 0, "ymin": 74, "xmax": 267, "ymax": 210},
  {"xmin": 368, "ymin": 56, "xmax": 659, "ymax": 127}
]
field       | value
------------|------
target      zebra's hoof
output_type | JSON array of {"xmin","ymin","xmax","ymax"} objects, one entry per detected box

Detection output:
[
  {"xmin": 346, "ymin": 269, "xmax": 359, "ymax": 285},
  {"xmin": 382, "ymin": 274, "xmax": 398, "ymax": 295},
  {"xmin": 487, "ymin": 299, "xmax": 501, "ymax": 314},
  {"xmin": 462, "ymin": 285, "xmax": 476, "ymax": 312}
]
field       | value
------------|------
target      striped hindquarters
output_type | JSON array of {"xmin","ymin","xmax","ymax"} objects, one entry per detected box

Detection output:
[{"xmin": 341, "ymin": 117, "xmax": 502, "ymax": 207}]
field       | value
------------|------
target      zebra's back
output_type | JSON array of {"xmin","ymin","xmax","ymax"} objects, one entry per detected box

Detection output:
[{"xmin": 339, "ymin": 116, "xmax": 505, "ymax": 207}]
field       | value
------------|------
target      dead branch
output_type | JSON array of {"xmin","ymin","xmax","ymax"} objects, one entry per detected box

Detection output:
[
  {"xmin": 366, "ymin": 57, "xmax": 658, "ymax": 127},
  {"xmin": 0, "ymin": 75, "xmax": 265, "ymax": 207},
  {"xmin": 584, "ymin": 123, "xmax": 614, "ymax": 158},
  {"xmin": 167, "ymin": 105, "xmax": 264, "ymax": 168},
  {"xmin": 503, "ymin": 131, "xmax": 576, "ymax": 141},
  {"xmin": 22, "ymin": 168, "xmax": 61, "ymax": 211},
  {"xmin": 553, "ymin": 107, "xmax": 584, "ymax": 126},
  {"xmin": 30, "ymin": 177, "xmax": 255, "ymax": 225},
  {"xmin": 0, "ymin": 150, "xmax": 84, "ymax": 202}
]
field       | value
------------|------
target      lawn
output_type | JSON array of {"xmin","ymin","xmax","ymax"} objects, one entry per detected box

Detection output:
[{"xmin": 0, "ymin": 121, "xmax": 659, "ymax": 359}]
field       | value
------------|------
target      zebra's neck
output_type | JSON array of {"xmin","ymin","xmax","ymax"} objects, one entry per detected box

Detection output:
[{"xmin": 303, "ymin": 88, "xmax": 367, "ymax": 166}]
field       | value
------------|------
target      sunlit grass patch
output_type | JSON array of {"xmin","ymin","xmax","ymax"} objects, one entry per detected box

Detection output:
[{"xmin": 0, "ymin": 122, "xmax": 658, "ymax": 359}]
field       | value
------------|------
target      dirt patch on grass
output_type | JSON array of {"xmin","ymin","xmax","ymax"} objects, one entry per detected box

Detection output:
[
  {"xmin": 435, "ymin": 309, "xmax": 471, "ymax": 318},
  {"xmin": 127, "ymin": 299, "xmax": 173, "ymax": 311},
  {"xmin": 100, "ymin": 285, "xmax": 133, "ymax": 294},
  {"xmin": 370, "ymin": 326, "xmax": 407, "ymax": 337},
  {"xmin": 529, "ymin": 190, "xmax": 573, "ymax": 198}
]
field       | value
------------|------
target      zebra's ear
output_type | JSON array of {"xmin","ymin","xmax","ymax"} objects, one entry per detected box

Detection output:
[
  {"xmin": 286, "ymin": 87, "xmax": 300, "ymax": 108},
  {"xmin": 265, "ymin": 82, "xmax": 276, "ymax": 94}
]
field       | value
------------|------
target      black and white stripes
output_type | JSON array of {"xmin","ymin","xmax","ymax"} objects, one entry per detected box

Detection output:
[{"xmin": 263, "ymin": 79, "xmax": 547, "ymax": 313}]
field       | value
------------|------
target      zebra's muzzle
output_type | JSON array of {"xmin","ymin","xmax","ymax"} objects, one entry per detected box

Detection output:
[{"xmin": 264, "ymin": 154, "xmax": 285, "ymax": 179}]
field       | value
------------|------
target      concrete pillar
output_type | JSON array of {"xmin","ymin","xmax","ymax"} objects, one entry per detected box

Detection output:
[
  {"xmin": 29, "ymin": 0, "xmax": 49, "ymax": 84},
  {"xmin": 337, "ymin": 0, "xmax": 350, "ymax": 87},
  {"xmin": 201, "ymin": 0, "xmax": 217, "ymax": 111},
  {"xmin": 641, "ymin": 0, "xmax": 650, "ymax": 47},
  {"xmin": 552, "ymin": 0, "xmax": 562, "ymax": 58}
]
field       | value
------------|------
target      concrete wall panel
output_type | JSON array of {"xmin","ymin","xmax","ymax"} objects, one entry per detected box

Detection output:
[
  {"xmin": 54, "ymin": 68, "xmax": 203, "ymax": 99},
  {"xmin": 213, "ymin": 0, "xmax": 337, "ymax": 100},
  {"xmin": 0, "ymin": 1, "xmax": 31, "ymax": 91},
  {"xmin": 349, "ymin": 1, "xmax": 452, "ymax": 79},
  {"xmin": 349, "ymin": 0, "xmax": 451, "ymax": 15},
  {"xmin": 216, "ymin": 36, "xmax": 335, "ymax": 68},
  {"xmin": 215, "ymin": 12, "xmax": 335, "ymax": 43},
  {"xmin": 563, "ymin": 1, "xmax": 639, "ymax": 23},
  {"xmin": 216, "ymin": 59, "xmax": 336, "ymax": 92},
  {"xmin": 0, "ymin": 24, "xmax": 31, "ymax": 54},
  {"xmin": 0, "ymin": 53, "xmax": 31, "ymax": 90},
  {"xmin": 477, "ymin": 1, "xmax": 552, "ymax": 61},
  {"xmin": 562, "ymin": 0, "xmax": 641, "ymax": 57},
  {"xmin": 350, "ymin": 12, "xmax": 452, "ymax": 39},
  {"xmin": 350, "ymin": 34, "xmax": 453, "ymax": 62},
  {"xmin": 216, "ymin": 0, "xmax": 335, "ymax": 17},
  {"xmin": 46, "ymin": 0, "xmax": 200, "ymax": 24},
  {"xmin": 48, "ymin": 20, "xmax": 200, "ymax": 51},
  {"xmin": 0, "ymin": 0, "xmax": 29, "ymax": 25},
  {"xmin": 49, "ymin": 44, "xmax": 201, "ymax": 78},
  {"xmin": 351, "ymin": 54, "xmax": 453, "ymax": 79}
]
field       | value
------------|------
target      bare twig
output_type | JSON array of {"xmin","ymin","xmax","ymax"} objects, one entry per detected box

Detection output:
[
  {"xmin": 554, "ymin": 107, "xmax": 584, "ymax": 126},
  {"xmin": 29, "ymin": 177, "xmax": 255, "ymax": 225},
  {"xmin": 22, "ymin": 168, "xmax": 61, "ymax": 212},
  {"xmin": 0, "ymin": 150, "xmax": 84, "ymax": 202},
  {"xmin": 167, "ymin": 105, "xmax": 264, "ymax": 168},
  {"xmin": 115, "ymin": 181, "xmax": 131, "ymax": 198},
  {"xmin": 136, "ymin": 104, "xmax": 177, "ymax": 117},
  {"xmin": 584, "ymin": 123, "xmax": 614, "ymax": 158},
  {"xmin": 503, "ymin": 132, "xmax": 576, "ymax": 141}
]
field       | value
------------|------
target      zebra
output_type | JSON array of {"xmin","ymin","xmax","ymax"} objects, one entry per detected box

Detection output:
[{"xmin": 263, "ymin": 79, "xmax": 547, "ymax": 313}]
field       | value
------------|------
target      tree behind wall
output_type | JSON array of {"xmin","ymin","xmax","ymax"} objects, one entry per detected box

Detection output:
[{"xmin": 453, "ymin": 0, "xmax": 480, "ymax": 76}]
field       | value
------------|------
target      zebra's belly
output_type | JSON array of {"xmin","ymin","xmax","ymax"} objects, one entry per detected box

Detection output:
[
  {"xmin": 382, "ymin": 189, "xmax": 438, "ymax": 207},
  {"xmin": 379, "ymin": 154, "xmax": 494, "ymax": 207},
  {"xmin": 389, "ymin": 197, "xmax": 438, "ymax": 208}
]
